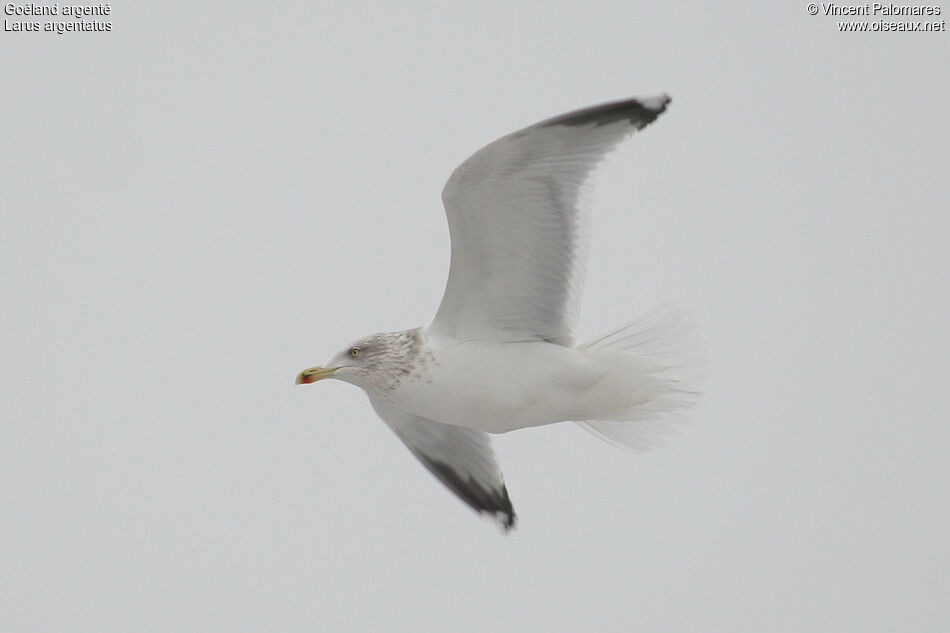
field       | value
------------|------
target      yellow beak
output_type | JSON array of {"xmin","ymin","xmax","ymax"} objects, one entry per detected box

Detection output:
[{"xmin": 295, "ymin": 366, "xmax": 339, "ymax": 384}]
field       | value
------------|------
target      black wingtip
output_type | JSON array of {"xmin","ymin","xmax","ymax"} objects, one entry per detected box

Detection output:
[
  {"xmin": 539, "ymin": 94, "xmax": 672, "ymax": 130},
  {"xmin": 422, "ymin": 457, "xmax": 517, "ymax": 531},
  {"xmin": 495, "ymin": 484, "xmax": 517, "ymax": 532}
]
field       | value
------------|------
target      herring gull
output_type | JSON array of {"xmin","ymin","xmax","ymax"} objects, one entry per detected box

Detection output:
[{"xmin": 296, "ymin": 96, "xmax": 703, "ymax": 530}]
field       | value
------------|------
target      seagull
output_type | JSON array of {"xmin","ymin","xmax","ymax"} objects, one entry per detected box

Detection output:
[{"xmin": 297, "ymin": 96, "xmax": 702, "ymax": 531}]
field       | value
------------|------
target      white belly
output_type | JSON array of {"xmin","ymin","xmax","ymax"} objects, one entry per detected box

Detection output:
[{"xmin": 382, "ymin": 338, "xmax": 610, "ymax": 433}]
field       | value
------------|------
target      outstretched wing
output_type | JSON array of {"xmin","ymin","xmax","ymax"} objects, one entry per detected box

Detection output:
[
  {"xmin": 369, "ymin": 398, "xmax": 515, "ymax": 531},
  {"xmin": 428, "ymin": 96, "xmax": 672, "ymax": 345}
]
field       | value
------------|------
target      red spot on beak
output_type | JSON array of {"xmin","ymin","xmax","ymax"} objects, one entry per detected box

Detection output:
[{"xmin": 297, "ymin": 366, "xmax": 335, "ymax": 384}]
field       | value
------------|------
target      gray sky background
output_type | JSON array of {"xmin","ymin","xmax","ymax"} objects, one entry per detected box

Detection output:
[{"xmin": 3, "ymin": 2, "xmax": 948, "ymax": 631}]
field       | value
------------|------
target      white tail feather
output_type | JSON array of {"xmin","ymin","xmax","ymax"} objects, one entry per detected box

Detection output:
[{"xmin": 575, "ymin": 302, "xmax": 704, "ymax": 452}]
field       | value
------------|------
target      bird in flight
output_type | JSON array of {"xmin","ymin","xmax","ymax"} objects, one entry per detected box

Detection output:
[{"xmin": 297, "ymin": 96, "xmax": 702, "ymax": 531}]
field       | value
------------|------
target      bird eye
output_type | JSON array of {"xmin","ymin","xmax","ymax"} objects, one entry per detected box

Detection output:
[{"xmin": 349, "ymin": 347, "xmax": 361, "ymax": 358}]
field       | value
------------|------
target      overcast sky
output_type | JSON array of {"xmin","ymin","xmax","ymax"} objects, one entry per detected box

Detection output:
[{"xmin": 2, "ymin": 2, "xmax": 948, "ymax": 632}]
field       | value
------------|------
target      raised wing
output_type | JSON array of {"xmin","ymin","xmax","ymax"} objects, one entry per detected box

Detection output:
[
  {"xmin": 369, "ymin": 397, "xmax": 515, "ymax": 530},
  {"xmin": 429, "ymin": 96, "xmax": 672, "ymax": 344}
]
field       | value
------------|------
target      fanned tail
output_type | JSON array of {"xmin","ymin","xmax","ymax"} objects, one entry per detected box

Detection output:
[{"xmin": 575, "ymin": 302, "xmax": 704, "ymax": 452}]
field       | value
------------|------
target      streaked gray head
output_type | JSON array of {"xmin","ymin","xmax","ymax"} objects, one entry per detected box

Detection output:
[{"xmin": 296, "ymin": 328, "xmax": 422, "ymax": 393}]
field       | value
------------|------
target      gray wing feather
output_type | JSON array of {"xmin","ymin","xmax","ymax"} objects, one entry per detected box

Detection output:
[
  {"xmin": 429, "ymin": 95, "xmax": 671, "ymax": 344},
  {"xmin": 370, "ymin": 398, "xmax": 515, "ymax": 530}
]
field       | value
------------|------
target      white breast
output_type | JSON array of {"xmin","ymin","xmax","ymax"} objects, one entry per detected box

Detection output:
[{"xmin": 383, "ymin": 338, "xmax": 608, "ymax": 433}]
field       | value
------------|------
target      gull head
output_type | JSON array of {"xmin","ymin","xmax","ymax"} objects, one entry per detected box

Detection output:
[{"xmin": 296, "ymin": 328, "xmax": 423, "ymax": 393}]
